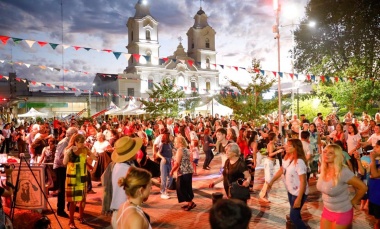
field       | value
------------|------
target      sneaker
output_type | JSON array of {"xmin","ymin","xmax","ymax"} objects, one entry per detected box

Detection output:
[{"xmin": 160, "ymin": 194, "xmax": 170, "ymax": 199}]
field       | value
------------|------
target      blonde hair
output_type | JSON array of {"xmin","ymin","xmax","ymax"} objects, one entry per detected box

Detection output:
[
  {"xmin": 175, "ymin": 136, "xmax": 188, "ymax": 148},
  {"xmin": 118, "ymin": 167, "xmax": 152, "ymax": 198},
  {"xmin": 320, "ymin": 144, "xmax": 346, "ymax": 186}
]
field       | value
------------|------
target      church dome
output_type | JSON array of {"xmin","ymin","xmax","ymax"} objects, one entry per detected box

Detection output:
[
  {"xmin": 134, "ymin": 0, "xmax": 153, "ymax": 19},
  {"xmin": 193, "ymin": 7, "xmax": 209, "ymax": 29},
  {"xmin": 197, "ymin": 8, "xmax": 205, "ymax": 15}
]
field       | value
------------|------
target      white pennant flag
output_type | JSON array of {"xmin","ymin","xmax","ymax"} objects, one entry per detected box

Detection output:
[
  {"xmin": 24, "ymin": 63, "xmax": 31, "ymax": 68},
  {"xmin": 22, "ymin": 79, "xmax": 26, "ymax": 83},
  {"xmin": 3, "ymin": 76, "xmax": 9, "ymax": 80},
  {"xmin": 124, "ymin": 53, "xmax": 131, "ymax": 61},
  {"xmin": 25, "ymin": 40, "xmax": 35, "ymax": 48},
  {"xmin": 47, "ymin": 67, "xmax": 54, "ymax": 71},
  {"xmin": 62, "ymin": 45, "xmax": 70, "ymax": 49},
  {"xmin": 0, "ymin": 60, "xmax": 4, "ymax": 63}
]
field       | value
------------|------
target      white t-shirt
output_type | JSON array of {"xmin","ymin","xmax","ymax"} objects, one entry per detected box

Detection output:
[
  {"xmin": 92, "ymin": 140, "xmax": 110, "ymax": 154},
  {"xmin": 346, "ymin": 133, "xmax": 362, "ymax": 155},
  {"xmin": 110, "ymin": 163, "xmax": 133, "ymax": 210},
  {"xmin": 282, "ymin": 158, "xmax": 309, "ymax": 196},
  {"xmin": 301, "ymin": 141, "xmax": 312, "ymax": 158},
  {"xmin": 367, "ymin": 134, "xmax": 380, "ymax": 147}
]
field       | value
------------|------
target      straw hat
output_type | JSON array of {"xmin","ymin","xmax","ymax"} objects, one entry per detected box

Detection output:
[{"xmin": 111, "ymin": 136, "xmax": 142, "ymax": 163}]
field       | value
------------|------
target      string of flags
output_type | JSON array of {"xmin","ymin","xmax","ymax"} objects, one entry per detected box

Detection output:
[
  {"xmin": 0, "ymin": 35, "xmax": 375, "ymax": 83},
  {"xmin": 0, "ymin": 74, "xmax": 203, "ymax": 102}
]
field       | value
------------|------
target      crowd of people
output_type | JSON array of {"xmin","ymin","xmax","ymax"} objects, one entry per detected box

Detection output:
[{"xmin": 0, "ymin": 109, "xmax": 379, "ymax": 228}]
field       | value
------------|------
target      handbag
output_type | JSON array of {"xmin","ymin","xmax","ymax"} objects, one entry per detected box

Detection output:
[
  {"xmin": 226, "ymin": 160, "xmax": 250, "ymax": 200},
  {"xmin": 229, "ymin": 178, "xmax": 250, "ymax": 200}
]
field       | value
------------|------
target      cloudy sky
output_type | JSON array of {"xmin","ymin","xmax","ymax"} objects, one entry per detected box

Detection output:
[{"xmin": 0, "ymin": 0, "xmax": 309, "ymax": 92}]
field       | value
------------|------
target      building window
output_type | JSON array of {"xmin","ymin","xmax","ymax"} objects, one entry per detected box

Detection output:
[
  {"xmin": 146, "ymin": 30, "xmax": 151, "ymax": 40},
  {"xmin": 206, "ymin": 81, "xmax": 211, "ymax": 91},
  {"xmin": 131, "ymin": 31, "xmax": 133, "ymax": 41},
  {"xmin": 191, "ymin": 81, "xmax": 196, "ymax": 90},
  {"xmin": 205, "ymin": 38, "xmax": 210, "ymax": 48},
  {"xmin": 148, "ymin": 79, "xmax": 153, "ymax": 89},
  {"xmin": 206, "ymin": 58, "xmax": 210, "ymax": 69},
  {"xmin": 128, "ymin": 88, "xmax": 134, "ymax": 96}
]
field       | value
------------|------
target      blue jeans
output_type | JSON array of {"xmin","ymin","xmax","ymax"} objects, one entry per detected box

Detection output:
[
  {"xmin": 287, "ymin": 192, "xmax": 308, "ymax": 229},
  {"xmin": 160, "ymin": 157, "xmax": 173, "ymax": 193}
]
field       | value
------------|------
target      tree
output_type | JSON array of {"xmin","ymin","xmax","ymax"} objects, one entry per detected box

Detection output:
[
  {"xmin": 141, "ymin": 78, "xmax": 185, "ymax": 118},
  {"xmin": 294, "ymin": 0, "xmax": 380, "ymax": 80},
  {"xmin": 219, "ymin": 59, "xmax": 278, "ymax": 123}
]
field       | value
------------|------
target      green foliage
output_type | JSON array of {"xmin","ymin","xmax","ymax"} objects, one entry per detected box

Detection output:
[
  {"xmin": 294, "ymin": 0, "xmax": 380, "ymax": 80},
  {"xmin": 140, "ymin": 78, "xmax": 185, "ymax": 118},
  {"xmin": 316, "ymin": 80, "xmax": 380, "ymax": 114},
  {"xmin": 295, "ymin": 97, "xmax": 334, "ymax": 119},
  {"xmin": 219, "ymin": 59, "xmax": 278, "ymax": 123}
]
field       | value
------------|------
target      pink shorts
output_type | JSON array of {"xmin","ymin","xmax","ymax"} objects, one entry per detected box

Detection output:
[{"xmin": 322, "ymin": 207, "xmax": 353, "ymax": 225}]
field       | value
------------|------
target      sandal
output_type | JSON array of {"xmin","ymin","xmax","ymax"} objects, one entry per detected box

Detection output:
[
  {"xmin": 78, "ymin": 217, "xmax": 87, "ymax": 224},
  {"xmin": 184, "ymin": 202, "xmax": 197, "ymax": 211},
  {"xmin": 69, "ymin": 223, "xmax": 78, "ymax": 229},
  {"xmin": 181, "ymin": 204, "xmax": 188, "ymax": 209}
]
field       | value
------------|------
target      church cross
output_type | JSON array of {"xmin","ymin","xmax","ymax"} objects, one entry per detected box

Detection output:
[
  {"xmin": 199, "ymin": 0, "xmax": 204, "ymax": 8},
  {"xmin": 178, "ymin": 36, "xmax": 183, "ymax": 43}
]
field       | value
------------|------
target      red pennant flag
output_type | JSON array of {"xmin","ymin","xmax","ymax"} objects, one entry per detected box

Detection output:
[
  {"xmin": 212, "ymin": 64, "xmax": 217, "ymax": 67},
  {"xmin": 132, "ymin": 54, "xmax": 140, "ymax": 62},
  {"xmin": 47, "ymin": 84, "xmax": 52, "ymax": 88},
  {"xmin": 306, "ymin": 74, "xmax": 311, "ymax": 81},
  {"xmin": 254, "ymin": 69, "xmax": 260, "ymax": 73},
  {"xmin": 64, "ymin": 69, "xmax": 69, "ymax": 73},
  {"xmin": 188, "ymin": 60, "xmax": 194, "ymax": 66},
  {"xmin": 334, "ymin": 76, "xmax": 339, "ymax": 82},
  {"xmin": 31, "ymin": 81, "xmax": 36, "ymax": 85},
  {"xmin": 37, "ymin": 41, "xmax": 48, "ymax": 47},
  {"xmin": 289, "ymin": 73, "xmax": 294, "ymax": 80},
  {"xmin": 320, "ymin": 75, "xmax": 325, "ymax": 82},
  {"xmin": 103, "ymin": 93, "xmax": 108, "ymax": 96},
  {"xmin": 72, "ymin": 88, "xmax": 76, "ymax": 91},
  {"xmin": 162, "ymin": 57, "xmax": 168, "ymax": 63},
  {"xmin": 0, "ymin": 75, "xmax": 3, "ymax": 79},
  {"xmin": 59, "ymin": 86, "xmax": 65, "ymax": 90},
  {"xmin": 0, "ymin": 36, "xmax": 10, "ymax": 44},
  {"xmin": 233, "ymin": 66, "xmax": 238, "ymax": 71},
  {"xmin": 73, "ymin": 46, "xmax": 81, "ymax": 50},
  {"xmin": 15, "ymin": 78, "xmax": 21, "ymax": 82},
  {"xmin": 234, "ymin": 92, "xmax": 238, "ymax": 96},
  {"xmin": 272, "ymin": 71, "xmax": 277, "ymax": 76},
  {"xmin": 83, "ymin": 72, "xmax": 88, "ymax": 74}
]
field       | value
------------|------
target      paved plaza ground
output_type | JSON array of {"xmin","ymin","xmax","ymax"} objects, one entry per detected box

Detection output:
[{"xmin": 11, "ymin": 148, "xmax": 375, "ymax": 229}]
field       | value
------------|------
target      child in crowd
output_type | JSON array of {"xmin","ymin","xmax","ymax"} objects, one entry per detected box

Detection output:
[{"xmin": 190, "ymin": 139, "xmax": 200, "ymax": 176}]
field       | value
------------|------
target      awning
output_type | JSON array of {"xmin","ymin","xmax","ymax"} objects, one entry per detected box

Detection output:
[
  {"xmin": 91, "ymin": 109, "xmax": 107, "ymax": 119},
  {"xmin": 76, "ymin": 108, "xmax": 87, "ymax": 117}
]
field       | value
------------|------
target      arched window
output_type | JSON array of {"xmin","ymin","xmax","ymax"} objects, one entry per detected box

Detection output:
[
  {"xmin": 206, "ymin": 58, "xmax": 210, "ymax": 69},
  {"xmin": 148, "ymin": 79, "xmax": 153, "ymax": 89},
  {"xmin": 205, "ymin": 38, "xmax": 210, "ymax": 48},
  {"xmin": 206, "ymin": 81, "xmax": 211, "ymax": 91},
  {"xmin": 191, "ymin": 39, "xmax": 194, "ymax": 49},
  {"xmin": 131, "ymin": 31, "xmax": 133, "ymax": 41},
  {"xmin": 146, "ymin": 30, "xmax": 151, "ymax": 40}
]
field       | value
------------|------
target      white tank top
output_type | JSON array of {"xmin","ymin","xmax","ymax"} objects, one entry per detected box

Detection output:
[{"xmin": 116, "ymin": 202, "xmax": 152, "ymax": 229}]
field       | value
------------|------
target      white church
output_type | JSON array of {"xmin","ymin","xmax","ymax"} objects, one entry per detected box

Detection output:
[{"xmin": 92, "ymin": 0, "xmax": 223, "ymax": 109}]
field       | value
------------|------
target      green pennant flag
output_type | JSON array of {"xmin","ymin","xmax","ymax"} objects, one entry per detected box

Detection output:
[
  {"xmin": 12, "ymin": 38, "xmax": 23, "ymax": 44},
  {"xmin": 84, "ymin": 47, "xmax": 91, "ymax": 51},
  {"xmin": 49, "ymin": 43, "xmax": 59, "ymax": 50},
  {"xmin": 113, "ymin": 52, "xmax": 121, "ymax": 59}
]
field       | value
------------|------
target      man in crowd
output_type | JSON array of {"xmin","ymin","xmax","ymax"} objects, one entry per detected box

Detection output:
[{"xmin": 54, "ymin": 127, "xmax": 78, "ymax": 218}]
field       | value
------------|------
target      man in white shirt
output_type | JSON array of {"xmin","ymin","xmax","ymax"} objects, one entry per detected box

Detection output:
[
  {"xmin": 110, "ymin": 136, "xmax": 143, "ymax": 229},
  {"xmin": 300, "ymin": 131, "xmax": 313, "ymax": 181},
  {"xmin": 361, "ymin": 124, "xmax": 380, "ymax": 151}
]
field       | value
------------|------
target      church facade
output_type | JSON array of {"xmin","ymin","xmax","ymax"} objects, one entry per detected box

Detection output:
[{"xmin": 94, "ymin": 0, "xmax": 221, "ymax": 108}]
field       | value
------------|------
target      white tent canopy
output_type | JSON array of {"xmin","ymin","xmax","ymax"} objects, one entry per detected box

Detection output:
[
  {"xmin": 108, "ymin": 100, "xmax": 141, "ymax": 115},
  {"xmin": 194, "ymin": 99, "xmax": 233, "ymax": 116},
  {"xmin": 105, "ymin": 101, "xmax": 121, "ymax": 115},
  {"xmin": 18, "ymin": 108, "xmax": 48, "ymax": 118}
]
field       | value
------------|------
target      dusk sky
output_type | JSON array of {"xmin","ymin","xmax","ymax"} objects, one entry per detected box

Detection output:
[{"xmin": 0, "ymin": 0, "xmax": 309, "ymax": 92}]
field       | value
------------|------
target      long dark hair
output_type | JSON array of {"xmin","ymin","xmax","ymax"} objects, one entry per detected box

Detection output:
[{"xmin": 288, "ymin": 138, "xmax": 307, "ymax": 164}]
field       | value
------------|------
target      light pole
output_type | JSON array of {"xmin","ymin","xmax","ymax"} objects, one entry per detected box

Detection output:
[
  {"xmin": 273, "ymin": 0, "xmax": 282, "ymax": 135},
  {"xmin": 295, "ymin": 80, "xmax": 301, "ymax": 117}
]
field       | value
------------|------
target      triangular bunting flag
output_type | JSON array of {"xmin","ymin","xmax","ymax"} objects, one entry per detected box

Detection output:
[
  {"xmin": 334, "ymin": 76, "xmax": 339, "ymax": 82},
  {"xmin": 289, "ymin": 73, "xmax": 294, "ymax": 80},
  {"xmin": 12, "ymin": 38, "xmax": 23, "ymax": 44},
  {"xmin": 39, "ymin": 65, "xmax": 46, "ymax": 69},
  {"xmin": 306, "ymin": 74, "xmax": 311, "ymax": 81},
  {"xmin": 124, "ymin": 53, "xmax": 131, "ymax": 61},
  {"xmin": 15, "ymin": 78, "xmax": 21, "ymax": 82},
  {"xmin": 272, "ymin": 71, "xmax": 277, "ymax": 76},
  {"xmin": 37, "ymin": 41, "xmax": 48, "ymax": 47},
  {"xmin": 47, "ymin": 67, "xmax": 54, "ymax": 71},
  {"xmin": 311, "ymin": 75, "xmax": 315, "ymax": 81},
  {"xmin": 279, "ymin": 72, "xmax": 283, "ymax": 78},
  {"xmin": 84, "ymin": 48, "xmax": 91, "ymax": 51},
  {"xmin": 325, "ymin": 76, "xmax": 330, "ymax": 82},
  {"xmin": 143, "ymin": 55, "xmax": 151, "ymax": 62},
  {"xmin": 0, "ymin": 36, "xmax": 10, "ymax": 44},
  {"xmin": 103, "ymin": 49, "xmax": 112, "ymax": 53},
  {"xmin": 233, "ymin": 66, "xmax": 238, "ymax": 71},
  {"xmin": 0, "ymin": 75, "xmax": 3, "ymax": 79},
  {"xmin": 49, "ymin": 43, "xmax": 59, "ymax": 49},
  {"xmin": 220, "ymin": 65, "xmax": 224, "ymax": 69},
  {"xmin": 179, "ymin": 59, "xmax": 185, "ymax": 64},
  {"xmin": 339, "ymin": 77, "xmax": 344, "ymax": 82},
  {"xmin": 31, "ymin": 81, "xmax": 36, "ymax": 85},
  {"xmin": 320, "ymin": 75, "xmax": 325, "ymax": 82},
  {"xmin": 62, "ymin": 45, "xmax": 70, "ymax": 49},
  {"xmin": 188, "ymin": 60, "xmax": 194, "ymax": 66},
  {"xmin": 3, "ymin": 76, "xmax": 8, "ymax": 80},
  {"xmin": 132, "ymin": 54, "xmax": 140, "ymax": 62},
  {"xmin": 25, "ymin": 40, "xmax": 36, "ymax": 48},
  {"xmin": 73, "ymin": 46, "xmax": 81, "ymax": 50},
  {"xmin": 294, "ymin": 74, "xmax": 298, "ymax": 79},
  {"xmin": 113, "ymin": 52, "xmax": 122, "ymax": 59},
  {"xmin": 24, "ymin": 64, "xmax": 31, "ymax": 68},
  {"xmin": 260, "ymin": 70, "xmax": 265, "ymax": 75},
  {"xmin": 59, "ymin": 86, "xmax": 65, "ymax": 90}
]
